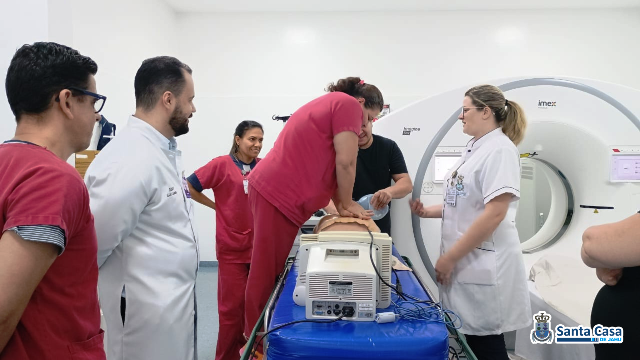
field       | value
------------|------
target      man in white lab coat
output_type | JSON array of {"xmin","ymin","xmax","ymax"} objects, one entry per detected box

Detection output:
[{"xmin": 85, "ymin": 56, "xmax": 199, "ymax": 360}]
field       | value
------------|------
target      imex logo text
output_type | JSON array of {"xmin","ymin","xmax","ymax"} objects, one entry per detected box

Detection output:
[{"xmin": 538, "ymin": 100, "xmax": 557, "ymax": 108}]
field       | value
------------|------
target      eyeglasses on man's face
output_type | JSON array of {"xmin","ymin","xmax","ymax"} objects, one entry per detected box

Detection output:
[{"xmin": 68, "ymin": 86, "xmax": 107, "ymax": 113}]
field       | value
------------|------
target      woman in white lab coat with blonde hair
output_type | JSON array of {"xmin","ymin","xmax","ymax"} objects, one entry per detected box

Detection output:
[{"xmin": 411, "ymin": 85, "xmax": 531, "ymax": 360}]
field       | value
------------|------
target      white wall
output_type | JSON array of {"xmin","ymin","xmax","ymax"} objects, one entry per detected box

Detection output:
[
  {"xmin": 48, "ymin": 0, "xmax": 74, "ymax": 46},
  {"xmin": 0, "ymin": 0, "xmax": 49, "ymax": 139},
  {"xmin": 71, "ymin": 0, "xmax": 178, "ymax": 126},
  {"xmin": 176, "ymin": 9, "xmax": 640, "ymax": 98},
  {"xmin": 1, "ymin": 0, "xmax": 176, "ymax": 152},
  {"xmin": 176, "ymin": 8, "xmax": 640, "ymax": 261}
]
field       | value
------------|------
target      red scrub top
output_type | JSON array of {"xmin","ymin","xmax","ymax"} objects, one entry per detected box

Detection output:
[
  {"xmin": 249, "ymin": 92, "xmax": 363, "ymax": 227},
  {"xmin": 0, "ymin": 142, "xmax": 104, "ymax": 360},
  {"xmin": 191, "ymin": 156, "xmax": 261, "ymax": 263}
]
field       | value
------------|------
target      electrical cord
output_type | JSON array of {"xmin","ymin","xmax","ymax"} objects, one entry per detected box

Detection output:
[
  {"xmin": 449, "ymin": 345, "xmax": 461, "ymax": 360},
  {"xmin": 367, "ymin": 230, "xmax": 462, "ymax": 329},
  {"xmin": 452, "ymin": 346, "xmax": 465, "ymax": 359},
  {"xmin": 392, "ymin": 268, "xmax": 408, "ymax": 301},
  {"xmin": 368, "ymin": 230, "xmax": 400, "ymax": 292},
  {"xmin": 367, "ymin": 230, "xmax": 432, "ymax": 302},
  {"xmin": 391, "ymin": 295, "xmax": 462, "ymax": 328},
  {"xmin": 251, "ymin": 314, "xmax": 345, "ymax": 357}
]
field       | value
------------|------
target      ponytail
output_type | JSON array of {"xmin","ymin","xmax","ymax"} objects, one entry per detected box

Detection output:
[
  {"xmin": 229, "ymin": 141, "xmax": 239, "ymax": 156},
  {"xmin": 465, "ymin": 84, "xmax": 528, "ymax": 145},
  {"xmin": 501, "ymin": 100, "xmax": 527, "ymax": 145}
]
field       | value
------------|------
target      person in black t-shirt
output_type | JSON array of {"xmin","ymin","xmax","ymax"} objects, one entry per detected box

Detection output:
[{"xmin": 324, "ymin": 116, "xmax": 412, "ymax": 235}]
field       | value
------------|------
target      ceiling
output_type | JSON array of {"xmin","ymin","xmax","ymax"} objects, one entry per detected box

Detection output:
[{"xmin": 164, "ymin": 0, "xmax": 640, "ymax": 13}]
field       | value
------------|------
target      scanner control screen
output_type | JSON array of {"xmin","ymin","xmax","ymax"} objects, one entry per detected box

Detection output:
[
  {"xmin": 611, "ymin": 154, "xmax": 640, "ymax": 181},
  {"xmin": 434, "ymin": 155, "xmax": 461, "ymax": 183}
]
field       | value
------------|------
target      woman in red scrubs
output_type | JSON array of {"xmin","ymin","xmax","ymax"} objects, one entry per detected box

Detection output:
[
  {"xmin": 186, "ymin": 120, "xmax": 264, "ymax": 360},
  {"xmin": 243, "ymin": 77, "xmax": 384, "ymax": 347}
]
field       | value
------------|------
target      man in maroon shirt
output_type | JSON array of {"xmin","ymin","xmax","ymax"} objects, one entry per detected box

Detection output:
[{"xmin": 0, "ymin": 42, "xmax": 106, "ymax": 359}]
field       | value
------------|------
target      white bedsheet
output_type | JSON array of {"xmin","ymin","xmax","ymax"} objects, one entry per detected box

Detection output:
[
  {"xmin": 514, "ymin": 254, "xmax": 603, "ymax": 360},
  {"xmin": 527, "ymin": 254, "xmax": 602, "ymax": 326}
]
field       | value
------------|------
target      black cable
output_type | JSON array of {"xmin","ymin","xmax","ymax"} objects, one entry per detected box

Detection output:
[
  {"xmin": 251, "ymin": 314, "xmax": 345, "ymax": 357},
  {"xmin": 368, "ymin": 230, "xmax": 399, "ymax": 292},
  {"xmin": 450, "ymin": 343, "xmax": 465, "ymax": 358},
  {"xmin": 367, "ymin": 230, "xmax": 434, "ymax": 304},
  {"xmin": 449, "ymin": 345, "xmax": 460, "ymax": 360},
  {"xmin": 392, "ymin": 268, "xmax": 408, "ymax": 301},
  {"xmin": 366, "ymin": 229, "xmax": 462, "ymax": 332}
]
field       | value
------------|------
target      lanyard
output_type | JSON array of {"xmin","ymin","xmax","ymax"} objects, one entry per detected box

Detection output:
[
  {"xmin": 449, "ymin": 161, "xmax": 466, "ymax": 187},
  {"xmin": 445, "ymin": 159, "xmax": 467, "ymax": 208},
  {"xmin": 232, "ymin": 155, "xmax": 252, "ymax": 194},
  {"xmin": 231, "ymin": 154, "xmax": 255, "ymax": 175}
]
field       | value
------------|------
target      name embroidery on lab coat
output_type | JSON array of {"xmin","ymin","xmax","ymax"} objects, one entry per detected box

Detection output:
[{"xmin": 167, "ymin": 187, "xmax": 178, "ymax": 197}]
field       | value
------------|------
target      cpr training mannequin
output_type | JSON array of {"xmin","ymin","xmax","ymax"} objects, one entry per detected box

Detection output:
[{"xmin": 313, "ymin": 214, "xmax": 381, "ymax": 234}]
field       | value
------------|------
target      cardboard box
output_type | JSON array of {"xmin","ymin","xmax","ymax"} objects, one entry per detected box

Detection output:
[{"xmin": 75, "ymin": 150, "xmax": 99, "ymax": 179}]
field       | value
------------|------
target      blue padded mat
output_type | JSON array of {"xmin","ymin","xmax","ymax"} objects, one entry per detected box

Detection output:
[{"xmin": 265, "ymin": 247, "xmax": 449, "ymax": 360}]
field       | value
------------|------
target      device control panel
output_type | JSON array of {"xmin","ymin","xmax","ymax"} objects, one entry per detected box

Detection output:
[
  {"xmin": 610, "ymin": 146, "xmax": 640, "ymax": 182},
  {"xmin": 310, "ymin": 301, "xmax": 374, "ymax": 321}
]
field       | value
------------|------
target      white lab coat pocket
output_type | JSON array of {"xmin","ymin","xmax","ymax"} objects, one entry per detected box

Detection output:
[{"xmin": 455, "ymin": 241, "xmax": 497, "ymax": 286}]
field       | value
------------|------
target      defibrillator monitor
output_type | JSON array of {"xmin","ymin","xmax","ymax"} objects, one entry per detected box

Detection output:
[
  {"xmin": 433, "ymin": 154, "xmax": 461, "ymax": 183},
  {"xmin": 610, "ymin": 152, "xmax": 640, "ymax": 182}
]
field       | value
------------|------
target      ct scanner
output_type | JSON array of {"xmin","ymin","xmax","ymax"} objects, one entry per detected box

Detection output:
[{"xmin": 374, "ymin": 77, "xmax": 640, "ymax": 360}]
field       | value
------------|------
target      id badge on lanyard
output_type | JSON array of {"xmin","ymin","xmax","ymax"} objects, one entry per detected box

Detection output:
[
  {"xmin": 182, "ymin": 174, "xmax": 192, "ymax": 199},
  {"xmin": 446, "ymin": 186, "xmax": 457, "ymax": 207},
  {"xmin": 241, "ymin": 169, "xmax": 249, "ymax": 195},
  {"xmin": 446, "ymin": 164, "xmax": 464, "ymax": 207},
  {"xmin": 234, "ymin": 155, "xmax": 252, "ymax": 195}
]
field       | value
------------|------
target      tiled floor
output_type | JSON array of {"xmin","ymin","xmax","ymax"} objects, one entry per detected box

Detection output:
[{"xmin": 197, "ymin": 266, "xmax": 219, "ymax": 360}]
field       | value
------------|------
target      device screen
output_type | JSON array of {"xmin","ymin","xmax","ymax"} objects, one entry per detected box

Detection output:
[
  {"xmin": 434, "ymin": 155, "xmax": 461, "ymax": 183},
  {"xmin": 611, "ymin": 154, "xmax": 640, "ymax": 181}
]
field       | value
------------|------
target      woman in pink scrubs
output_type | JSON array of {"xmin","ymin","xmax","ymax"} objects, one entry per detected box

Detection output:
[
  {"xmin": 243, "ymin": 77, "xmax": 384, "ymax": 348},
  {"xmin": 186, "ymin": 121, "xmax": 264, "ymax": 360}
]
